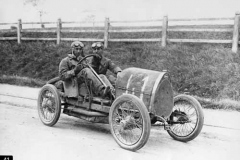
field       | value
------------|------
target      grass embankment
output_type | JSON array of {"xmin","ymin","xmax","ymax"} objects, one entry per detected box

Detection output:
[{"xmin": 0, "ymin": 27, "xmax": 240, "ymax": 111}]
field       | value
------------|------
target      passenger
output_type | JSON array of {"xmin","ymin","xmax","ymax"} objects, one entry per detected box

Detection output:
[{"xmin": 88, "ymin": 42, "xmax": 122, "ymax": 89}]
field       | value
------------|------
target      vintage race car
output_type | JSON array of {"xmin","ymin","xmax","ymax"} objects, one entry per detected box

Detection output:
[{"xmin": 37, "ymin": 54, "xmax": 204, "ymax": 151}]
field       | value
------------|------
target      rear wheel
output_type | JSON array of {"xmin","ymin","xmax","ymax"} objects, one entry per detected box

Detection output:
[
  {"xmin": 37, "ymin": 84, "xmax": 61, "ymax": 126},
  {"xmin": 167, "ymin": 94, "xmax": 204, "ymax": 142},
  {"xmin": 109, "ymin": 94, "xmax": 151, "ymax": 151}
]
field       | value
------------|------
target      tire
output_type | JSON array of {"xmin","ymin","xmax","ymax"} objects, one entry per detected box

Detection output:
[
  {"xmin": 167, "ymin": 94, "xmax": 204, "ymax": 142},
  {"xmin": 37, "ymin": 84, "xmax": 61, "ymax": 126},
  {"xmin": 109, "ymin": 94, "xmax": 151, "ymax": 151},
  {"xmin": 46, "ymin": 77, "xmax": 60, "ymax": 84}
]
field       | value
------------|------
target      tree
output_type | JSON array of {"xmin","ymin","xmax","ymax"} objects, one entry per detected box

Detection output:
[
  {"xmin": 84, "ymin": 14, "xmax": 96, "ymax": 27},
  {"xmin": 24, "ymin": 0, "xmax": 47, "ymax": 28}
]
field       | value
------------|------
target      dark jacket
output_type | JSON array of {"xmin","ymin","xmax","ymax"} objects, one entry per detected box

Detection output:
[
  {"xmin": 59, "ymin": 53, "xmax": 83, "ymax": 81},
  {"xmin": 88, "ymin": 56, "xmax": 122, "ymax": 75}
]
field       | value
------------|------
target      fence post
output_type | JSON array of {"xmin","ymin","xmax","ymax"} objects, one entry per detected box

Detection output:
[
  {"xmin": 57, "ymin": 18, "xmax": 62, "ymax": 45},
  {"xmin": 17, "ymin": 19, "xmax": 22, "ymax": 44},
  {"xmin": 162, "ymin": 15, "xmax": 168, "ymax": 47},
  {"xmin": 104, "ymin": 17, "xmax": 110, "ymax": 48},
  {"xmin": 232, "ymin": 12, "xmax": 240, "ymax": 53}
]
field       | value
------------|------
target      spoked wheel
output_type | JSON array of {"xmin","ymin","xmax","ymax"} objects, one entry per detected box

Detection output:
[
  {"xmin": 167, "ymin": 94, "xmax": 204, "ymax": 142},
  {"xmin": 109, "ymin": 94, "xmax": 151, "ymax": 151},
  {"xmin": 37, "ymin": 84, "xmax": 61, "ymax": 126}
]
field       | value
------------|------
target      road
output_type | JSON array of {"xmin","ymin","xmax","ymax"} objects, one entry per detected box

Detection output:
[{"xmin": 0, "ymin": 103, "xmax": 240, "ymax": 160}]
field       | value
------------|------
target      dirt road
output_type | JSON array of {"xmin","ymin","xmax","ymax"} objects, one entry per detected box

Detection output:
[
  {"xmin": 0, "ymin": 84, "xmax": 240, "ymax": 160},
  {"xmin": 0, "ymin": 103, "xmax": 240, "ymax": 160}
]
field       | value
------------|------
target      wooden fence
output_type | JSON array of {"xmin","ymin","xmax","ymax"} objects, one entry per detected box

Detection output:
[{"xmin": 0, "ymin": 12, "xmax": 239, "ymax": 52}]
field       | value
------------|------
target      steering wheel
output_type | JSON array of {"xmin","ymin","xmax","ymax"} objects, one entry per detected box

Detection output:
[{"xmin": 78, "ymin": 54, "xmax": 98, "ymax": 65}]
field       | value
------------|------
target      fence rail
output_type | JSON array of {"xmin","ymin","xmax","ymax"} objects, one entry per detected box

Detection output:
[
  {"xmin": 169, "ymin": 17, "xmax": 234, "ymax": 21},
  {"xmin": 22, "ymin": 29, "xmax": 56, "ymax": 33},
  {"xmin": 0, "ymin": 12, "xmax": 239, "ymax": 52}
]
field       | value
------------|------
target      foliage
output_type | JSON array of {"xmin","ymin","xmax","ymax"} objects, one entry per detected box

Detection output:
[
  {"xmin": 0, "ymin": 41, "xmax": 68, "ymax": 80},
  {"xmin": 24, "ymin": 0, "xmax": 47, "ymax": 24},
  {"xmin": 105, "ymin": 42, "xmax": 240, "ymax": 100},
  {"xmin": 0, "ymin": 38, "xmax": 240, "ymax": 101}
]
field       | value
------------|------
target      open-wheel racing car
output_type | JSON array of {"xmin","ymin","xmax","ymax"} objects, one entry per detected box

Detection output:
[{"xmin": 37, "ymin": 54, "xmax": 204, "ymax": 151}]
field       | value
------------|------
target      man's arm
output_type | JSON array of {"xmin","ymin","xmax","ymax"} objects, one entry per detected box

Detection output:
[
  {"xmin": 59, "ymin": 58, "xmax": 75, "ymax": 81},
  {"xmin": 107, "ymin": 59, "xmax": 122, "ymax": 75}
]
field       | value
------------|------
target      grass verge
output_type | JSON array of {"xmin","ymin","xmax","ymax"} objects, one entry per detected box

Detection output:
[
  {"xmin": 194, "ymin": 96, "xmax": 240, "ymax": 111},
  {"xmin": 0, "ymin": 75, "xmax": 46, "ymax": 88}
]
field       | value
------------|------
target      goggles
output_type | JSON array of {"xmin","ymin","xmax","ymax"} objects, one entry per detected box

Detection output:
[
  {"xmin": 92, "ymin": 42, "xmax": 103, "ymax": 49},
  {"xmin": 74, "ymin": 47, "xmax": 83, "ymax": 51},
  {"xmin": 71, "ymin": 42, "xmax": 84, "ymax": 48}
]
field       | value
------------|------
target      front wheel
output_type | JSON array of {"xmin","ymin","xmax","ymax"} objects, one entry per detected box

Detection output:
[
  {"xmin": 109, "ymin": 94, "xmax": 151, "ymax": 151},
  {"xmin": 167, "ymin": 94, "xmax": 204, "ymax": 142},
  {"xmin": 37, "ymin": 84, "xmax": 61, "ymax": 126}
]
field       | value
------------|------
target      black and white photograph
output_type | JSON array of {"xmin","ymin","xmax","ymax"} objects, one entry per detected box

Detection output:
[{"xmin": 0, "ymin": 0, "xmax": 240, "ymax": 160}]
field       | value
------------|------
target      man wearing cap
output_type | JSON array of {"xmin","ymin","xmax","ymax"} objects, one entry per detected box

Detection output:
[
  {"xmin": 59, "ymin": 41, "xmax": 110, "ymax": 97},
  {"xmin": 89, "ymin": 42, "xmax": 122, "ymax": 89}
]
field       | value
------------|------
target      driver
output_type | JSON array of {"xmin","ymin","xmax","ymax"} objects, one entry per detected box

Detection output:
[
  {"xmin": 88, "ymin": 42, "xmax": 122, "ymax": 89},
  {"xmin": 59, "ymin": 41, "xmax": 110, "ymax": 97}
]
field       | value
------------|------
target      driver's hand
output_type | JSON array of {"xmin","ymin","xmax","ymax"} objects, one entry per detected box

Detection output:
[
  {"xmin": 74, "ymin": 64, "xmax": 85, "ymax": 74},
  {"xmin": 94, "ymin": 54, "xmax": 101, "ymax": 60},
  {"xmin": 82, "ymin": 62, "xmax": 89, "ymax": 68}
]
